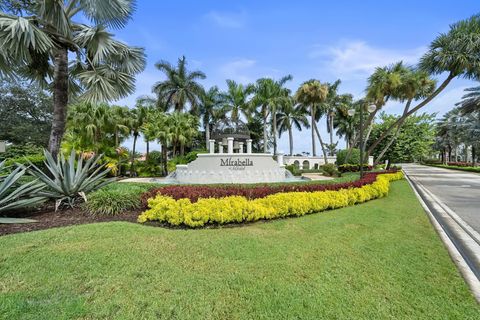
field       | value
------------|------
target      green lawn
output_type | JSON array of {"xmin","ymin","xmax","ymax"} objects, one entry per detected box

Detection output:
[{"xmin": 0, "ymin": 181, "xmax": 478, "ymax": 319}]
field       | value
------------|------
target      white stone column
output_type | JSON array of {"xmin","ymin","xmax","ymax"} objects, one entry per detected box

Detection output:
[
  {"xmin": 246, "ymin": 139, "xmax": 252, "ymax": 154},
  {"xmin": 218, "ymin": 142, "xmax": 223, "ymax": 154},
  {"xmin": 238, "ymin": 142, "xmax": 244, "ymax": 154},
  {"xmin": 227, "ymin": 137, "xmax": 234, "ymax": 154},
  {"xmin": 209, "ymin": 140, "xmax": 215, "ymax": 154},
  {"xmin": 276, "ymin": 153, "xmax": 284, "ymax": 165}
]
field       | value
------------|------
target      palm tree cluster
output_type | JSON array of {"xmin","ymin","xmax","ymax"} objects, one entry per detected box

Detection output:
[
  {"xmin": 150, "ymin": 56, "xmax": 355, "ymax": 160},
  {"xmin": 2, "ymin": 1, "xmax": 480, "ymax": 171},
  {"xmin": 435, "ymin": 86, "xmax": 480, "ymax": 165},
  {"xmin": 0, "ymin": 0, "xmax": 146, "ymax": 157}
]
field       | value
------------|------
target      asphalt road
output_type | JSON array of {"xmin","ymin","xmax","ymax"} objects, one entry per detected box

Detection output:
[{"xmin": 402, "ymin": 163, "xmax": 480, "ymax": 233}]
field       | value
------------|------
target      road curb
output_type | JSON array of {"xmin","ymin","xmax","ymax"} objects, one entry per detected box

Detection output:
[{"xmin": 403, "ymin": 170, "xmax": 480, "ymax": 302}]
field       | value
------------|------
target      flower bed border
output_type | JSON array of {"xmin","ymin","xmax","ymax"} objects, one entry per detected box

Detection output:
[
  {"xmin": 141, "ymin": 170, "xmax": 400, "ymax": 205},
  {"xmin": 138, "ymin": 171, "xmax": 403, "ymax": 228}
]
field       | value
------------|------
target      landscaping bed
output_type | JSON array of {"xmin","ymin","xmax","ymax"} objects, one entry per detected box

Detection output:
[{"xmin": 0, "ymin": 180, "xmax": 478, "ymax": 319}]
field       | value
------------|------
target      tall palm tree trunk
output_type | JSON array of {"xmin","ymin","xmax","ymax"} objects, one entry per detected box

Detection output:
[
  {"xmin": 273, "ymin": 111, "xmax": 278, "ymax": 155},
  {"xmin": 329, "ymin": 113, "xmax": 334, "ymax": 154},
  {"xmin": 130, "ymin": 133, "xmax": 138, "ymax": 176},
  {"xmin": 310, "ymin": 105, "xmax": 316, "ymax": 156},
  {"xmin": 313, "ymin": 122, "xmax": 329, "ymax": 164},
  {"xmin": 48, "ymin": 47, "xmax": 69, "ymax": 157},
  {"xmin": 161, "ymin": 143, "xmax": 168, "ymax": 176},
  {"xmin": 205, "ymin": 123, "xmax": 210, "ymax": 151},
  {"xmin": 146, "ymin": 141, "xmax": 150, "ymax": 162},
  {"xmin": 472, "ymin": 145, "xmax": 476, "ymax": 166},
  {"xmin": 263, "ymin": 108, "xmax": 269, "ymax": 153},
  {"xmin": 288, "ymin": 125, "xmax": 294, "ymax": 156}
]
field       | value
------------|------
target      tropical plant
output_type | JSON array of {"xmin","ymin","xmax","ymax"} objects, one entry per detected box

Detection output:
[
  {"xmin": 168, "ymin": 112, "xmax": 199, "ymax": 156},
  {"xmin": 29, "ymin": 150, "xmax": 114, "ymax": 210},
  {"xmin": 367, "ymin": 15, "xmax": 480, "ymax": 156},
  {"xmin": 0, "ymin": 161, "xmax": 45, "ymax": 212},
  {"xmin": 319, "ymin": 80, "xmax": 354, "ymax": 155},
  {"xmin": 129, "ymin": 104, "xmax": 149, "ymax": 175},
  {"xmin": 277, "ymin": 97, "xmax": 309, "ymax": 155},
  {"xmin": 0, "ymin": 0, "xmax": 146, "ymax": 156},
  {"xmin": 153, "ymin": 56, "xmax": 206, "ymax": 113},
  {"xmin": 251, "ymin": 76, "xmax": 292, "ymax": 154},
  {"xmin": 199, "ymin": 86, "xmax": 223, "ymax": 150},
  {"xmin": 220, "ymin": 79, "xmax": 254, "ymax": 123},
  {"xmin": 295, "ymin": 80, "xmax": 329, "ymax": 160},
  {"xmin": 64, "ymin": 102, "xmax": 131, "ymax": 153}
]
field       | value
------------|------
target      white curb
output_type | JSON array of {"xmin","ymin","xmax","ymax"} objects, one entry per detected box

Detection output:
[{"xmin": 403, "ymin": 171, "xmax": 480, "ymax": 302}]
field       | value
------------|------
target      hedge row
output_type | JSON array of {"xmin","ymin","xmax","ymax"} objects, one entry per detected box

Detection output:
[
  {"xmin": 446, "ymin": 162, "xmax": 477, "ymax": 167},
  {"xmin": 138, "ymin": 171, "xmax": 404, "ymax": 227},
  {"xmin": 141, "ymin": 170, "xmax": 400, "ymax": 205}
]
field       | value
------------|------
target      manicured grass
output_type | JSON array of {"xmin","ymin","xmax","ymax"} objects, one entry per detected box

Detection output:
[{"xmin": 1, "ymin": 181, "xmax": 478, "ymax": 319}]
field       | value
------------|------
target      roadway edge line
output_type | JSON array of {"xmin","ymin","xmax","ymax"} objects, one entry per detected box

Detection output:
[{"xmin": 403, "ymin": 170, "xmax": 480, "ymax": 303}]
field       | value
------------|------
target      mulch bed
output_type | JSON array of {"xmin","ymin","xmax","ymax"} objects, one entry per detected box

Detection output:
[{"xmin": 0, "ymin": 206, "xmax": 140, "ymax": 237}]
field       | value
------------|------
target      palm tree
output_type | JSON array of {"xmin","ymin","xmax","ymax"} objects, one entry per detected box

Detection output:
[
  {"xmin": 319, "ymin": 80, "xmax": 353, "ymax": 155},
  {"xmin": 168, "ymin": 112, "xmax": 199, "ymax": 156},
  {"xmin": 251, "ymin": 76, "xmax": 292, "ymax": 154},
  {"xmin": 334, "ymin": 103, "xmax": 359, "ymax": 149},
  {"xmin": 110, "ymin": 105, "xmax": 131, "ymax": 148},
  {"xmin": 374, "ymin": 67, "xmax": 436, "ymax": 163},
  {"xmin": 457, "ymin": 85, "xmax": 480, "ymax": 115},
  {"xmin": 199, "ymin": 86, "xmax": 223, "ymax": 150},
  {"xmin": 129, "ymin": 104, "xmax": 149, "ymax": 175},
  {"xmin": 153, "ymin": 56, "xmax": 206, "ymax": 113},
  {"xmin": 368, "ymin": 15, "xmax": 480, "ymax": 155},
  {"xmin": 277, "ymin": 97, "xmax": 309, "ymax": 155},
  {"xmin": 295, "ymin": 80, "xmax": 328, "ymax": 160},
  {"xmin": 0, "ymin": 0, "xmax": 146, "ymax": 156},
  {"xmin": 220, "ymin": 80, "xmax": 254, "ymax": 124}
]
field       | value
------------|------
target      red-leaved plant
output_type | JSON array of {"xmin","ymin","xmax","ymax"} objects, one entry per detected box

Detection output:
[{"xmin": 140, "ymin": 170, "xmax": 399, "ymax": 207}]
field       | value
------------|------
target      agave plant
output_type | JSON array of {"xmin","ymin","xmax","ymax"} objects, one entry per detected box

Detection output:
[
  {"xmin": 30, "ymin": 150, "xmax": 115, "ymax": 210},
  {"xmin": 0, "ymin": 161, "xmax": 46, "ymax": 212}
]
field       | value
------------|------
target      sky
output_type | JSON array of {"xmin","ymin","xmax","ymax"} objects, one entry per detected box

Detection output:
[{"xmin": 111, "ymin": 0, "xmax": 479, "ymax": 154}]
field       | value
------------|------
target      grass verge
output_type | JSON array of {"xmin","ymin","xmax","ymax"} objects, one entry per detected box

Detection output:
[{"xmin": 0, "ymin": 180, "xmax": 478, "ymax": 319}]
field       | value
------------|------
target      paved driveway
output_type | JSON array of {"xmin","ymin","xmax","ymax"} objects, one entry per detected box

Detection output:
[{"xmin": 402, "ymin": 164, "xmax": 480, "ymax": 233}]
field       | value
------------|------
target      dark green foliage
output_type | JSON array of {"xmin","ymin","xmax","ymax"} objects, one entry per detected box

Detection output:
[
  {"xmin": 368, "ymin": 112, "xmax": 436, "ymax": 162},
  {"xmin": 0, "ymin": 143, "xmax": 43, "ymax": 160},
  {"xmin": 285, "ymin": 165, "xmax": 301, "ymax": 176},
  {"xmin": 336, "ymin": 149, "xmax": 360, "ymax": 165},
  {"xmin": 321, "ymin": 163, "xmax": 339, "ymax": 177},
  {"xmin": 85, "ymin": 183, "xmax": 155, "ymax": 215},
  {"xmin": 0, "ymin": 80, "xmax": 52, "ymax": 147}
]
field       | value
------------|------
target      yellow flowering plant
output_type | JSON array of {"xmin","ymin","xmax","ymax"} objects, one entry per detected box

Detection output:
[{"xmin": 138, "ymin": 172, "xmax": 403, "ymax": 227}]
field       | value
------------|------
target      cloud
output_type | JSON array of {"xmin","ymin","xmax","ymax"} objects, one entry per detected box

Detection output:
[
  {"xmin": 204, "ymin": 10, "xmax": 247, "ymax": 28},
  {"xmin": 219, "ymin": 58, "xmax": 256, "ymax": 83},
  {"xmin": 310, "ymin": 40, "xmax": 426, "ymax": 80}
]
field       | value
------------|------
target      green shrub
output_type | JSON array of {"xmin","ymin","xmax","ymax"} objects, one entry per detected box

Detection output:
[
  {"xmin": 5, "ymin": 154, "xmax": 45, "ymax": 169},
  {"xmin": 0, "ymin": 143, "xmax": 43, "ymax": 160},
  {"xmin": 336, "ymin": 149, "xmax": 360, "ymax": 165},
  {"xmin": 321, "ymin": 163, "xmax": 339, "ymax": 177},
  {"xmin": 148, "ymin": 151, "xmax": 163, "ymax": 164},
  {"xmin": 285, "ymin": 165, "xmax": 301, "ymax": 176},
  {"xmin": 86, "ymin": 183, "xmax": 155, "ymax": 215}
]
